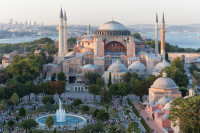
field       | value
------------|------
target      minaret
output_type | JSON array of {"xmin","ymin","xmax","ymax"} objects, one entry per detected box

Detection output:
[
  {"xmin": 87, "ymin": 24, "xmax": 91, "ymax": 36},
  {"xmin": 64, "ymin": 10, "xmax": 68, "ymax": 55},
  {"xmin": 58, "ymin": 8, "xmax": 65, "ymax": 64},
  {"xmin": 155, "ymin": 13, "xmax": 159, "ymax": 55},
  {"xmin": 160, "ymin": 12, "xmax": 165, "ymax": 59}
]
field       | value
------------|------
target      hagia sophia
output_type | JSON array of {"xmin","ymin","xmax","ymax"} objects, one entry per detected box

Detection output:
[
  {"xmin": 41, "ymin": 9, "xmax": 197, "ymax": 133},
  {"xmin": 43, "ymin": 9, "xmax": 169, "ymax": 84}
]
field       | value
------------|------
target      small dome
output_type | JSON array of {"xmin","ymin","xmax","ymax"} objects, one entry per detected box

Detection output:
[
  {"xmin": 107, "ymin": 61, "xmax": 128, "ymax": 73},
  {"xmin": 157, "ymin": 94, "xmax": 171, "ymax": 105},
  {"xmin": 128, "ymin": 61, "xmax": 147, "ymax": 73},
  {"xmin": 163, "ymin": 102, "xmax": 172, "ymax": 111},
  {"xmin": 82, "ymin": 64, "xmax": 98, "ymax": 69},
  {"xmin": 151, "ymin": 72, "xmax": 178, "ymax": 89},
  {"xmin": 98, "ymin": 21, "xmax": 127, "ymax": 31},
  {"xmin": 154, "ymin": 60, "xmax": 170, "ymax": 72}
]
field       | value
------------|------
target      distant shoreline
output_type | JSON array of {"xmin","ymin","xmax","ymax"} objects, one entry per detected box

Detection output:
[{"xmin": 0, "ymin": 32, "xmax": 199, "ymax": 49}]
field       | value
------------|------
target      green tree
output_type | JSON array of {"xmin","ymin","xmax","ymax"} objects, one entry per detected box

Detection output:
[
  {"xmin": 7, "ymin": 119, "xmax": 15, "ymax": 129},
  {"xmin": 82, "ymin": 123, "xmax": 105, "ymax": 133},
  {"xmin": 43, "ymin": 42, "xmax": 56, "ymax": 55},
  {"xmin": 20, "ymin": 118, "xmax": 38, "ymax": 133},
  {"xmin": 0, "ymin": 69, "xmax": 8, "ymax": 84},
  {"xmin": 145, "ymin": 75, "xmax": 157, "ymax": 86},
  {"xmin": 11, "ymin": 93, "xmax": 19, "ymax": 107},
  {"xmin": 179, "ymin": 87, "xmax": 188, "ymax": 97},
  {"xmin": 88, "ymin": 84, "xmax": 101, "ymax": 100},
  {"xmin": 122, "ymin": 72, "xmax": 132, "ymax": 83},
  {"xmin": 25, "ymin": 81, "xmax": 35, "ymax": 102},
  {"xmin": 131, "ymin": 32, "xmax": 143, "ymax": 41},
  {"xmin": 48, "ymin": 81, "xmax": 65, "ymax": 98},
  {"xmin": 0, "ymin": 100, "xmax": 6, "ymax": 123},
  {"xmin": 108, "ymin": 72, "xmax": 112, "ymax": 87},
  {"xmin": 45, "ymin": 115, "xmax": 54, "ymax": 133},
  {"xmin": 161, "ymin": 58, "xmax": 189, "ymax": 87},
  {"xmin": 57, "ymin": 72, "xmax": 66, "ymax": 81},
  {"xmin": 117, "ymin": 82, "xmax": 129, "ymax": 98},
  {"xmin": 51, "ymin": 73, "xmax": 56, "ymax": 81},
  {"xmin": 133, "ymin": 81, "xmax": 148, "ymax": 101},
  {"xmin": 42, "ymin": 95, "xmax": 55, "ymax": 105},
  {"xmin": 72, "ymin": 99, "xmax": 83, "ymax": 107},
  {"xmin": 189, "ymin": 63, "xmax": 199, "ymax": 73},
  {"xmin": 170, "ymin": 57, "xmax": 185, "ymax": 72},
  {"xmin": 96, "ymin": 77, "xmax": 105, "ymax": 88},
  {"xmin": 127, "ymin": 122, "xmax": 134, "ymax": 133},
  {"xmin": 7, "ymin": 55, "xmax": 40, "ymax": 81},
  {"xmin": 95, "ymin": 109, "xmax": 110, "ymax": 122},
  {"xmin": 85, "ymin": 72, "xmax": 100, "ymax": 84},
  {"xmin": 81, "ymin": 105, "xmax": 89, "ymax": 112},
  {"xmin": 169, "ymin": 95, "xmax": 200, "ymax": 133},
  {"xmin": 19, "ymin": 107, "xmax": 26, "ymax": 117},
  {"xmin": 108, "ymin": 125, "xmax": 120, "ymax": 133},
  {"xmin": 0, "ymin": 87, "xmax": 5, "ymax": 100},
  {"xmin": 36, "ymin": 37, "xmax": 54, "ymax": 44},
  {"xmin": 100, "ymin": 88, "xmax": 112, "ymax": 104},
  {"xmin": 109, "ymin": 84, "xmax": 118, "ymax": 98}
]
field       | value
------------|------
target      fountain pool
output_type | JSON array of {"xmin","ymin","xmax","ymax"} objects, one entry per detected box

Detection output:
[
  {"xmin": 36, "ymin": 99, "xmax": 87, "ymax": 129},
  {"xmin": 37, "ymin": 115, "xmax": 84, "ymax": 126}
]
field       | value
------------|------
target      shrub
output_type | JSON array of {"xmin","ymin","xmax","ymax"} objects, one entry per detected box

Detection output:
[{"xmin": 81, "ymin": 105, "xmax": 89, "ymax": 112}]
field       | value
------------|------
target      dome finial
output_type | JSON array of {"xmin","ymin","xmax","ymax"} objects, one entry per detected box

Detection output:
[
  {"xmin": 112, "ymin": 16, "xmax": 114, "ymax": 21},
  {"xmin": 116, "ymin": 59, "xmax": 119, "ymax": 63},
  {"xmin": 163, "ymin": 71, "xmax": 167, "ymax": 77}
]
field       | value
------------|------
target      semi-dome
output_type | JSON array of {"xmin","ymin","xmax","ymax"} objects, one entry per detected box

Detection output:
[
  {"xmin": 96, "ymin": 21, "xmax": 130, "ymax": 36},
  {"xmin": 82, "ymin": 64, "xmax": 98, "ymax": 69},
  {"xmin": 154, "ymin": 60, "xmax": 170, "ymax": 73},
  {"xmin": 151, "ymin": 72, "xmax": 178, "ymax": 89},
  {"xmin": 157, "ymin": 94, "xmax": 171, "ymax": 105},
  {"xmin": 128, "ymin": 61, "xmax": 147, "ymax": 73},
  {"xmin": 163, "ymin": 101, "xmax": 172, "ymax": 111},
  {"xmin": 98, "ymin": 21, "xmax": 127, "ymax": 31},
  {"xmin": 107, "ymin": 61, "xmax": 128, "ymax": 73}
]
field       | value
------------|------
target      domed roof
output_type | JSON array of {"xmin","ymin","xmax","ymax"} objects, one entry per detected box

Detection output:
[
  {"xmin": 163, "ymin": 101, "xmax": 172, "ymax": 111},
  {"xmin": 151, "ymin": 72, "xmax": 178, "ymax": 89},
  {"xmin": 154, "ymin": 60, "xmax": 170, "ymax": 72},
  {"xmin": 82, "ymin": 64, "xmax": 98, "ymax": 69},
  {"xmin": 107, "ymin": 61, "xmax": 128, "ymax": 73},
  {"xmin": 98, "ymin": 21, "xmax": 127, "ymax": 31},
  {"xmin": 128, "ymin": 61, "xmax": 147, "ymax": 72},
  {"xmin": 157, "ymin": 94, "xmax": 171, "ymax": 105}
]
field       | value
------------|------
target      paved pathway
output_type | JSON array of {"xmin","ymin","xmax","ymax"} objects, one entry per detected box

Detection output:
[{"xmin": 133, "ymin": 102, "xmax": 164, "ymax": 133}]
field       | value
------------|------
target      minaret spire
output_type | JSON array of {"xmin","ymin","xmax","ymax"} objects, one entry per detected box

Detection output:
[
  {"xmin": 155, "ymin": 12, "xmax": 159, "ymax": 55},
  {"xmin": 59, "ymin": 8, "xmax": 63, "ymax": 18},
  {"xmin": 162, "ymin": 12, "xmax": 165, "ymax": 23},
  {"xmin": 64, "ymin": 10, "xmax": 68, "ymax": 55},
  {"xmin": 58, "ymin": 8, "xmax": 65, "ymax": 64},
  {"xmin": 87, "ymin": 24, "xmax": 91, "ymax": 36},
  {"xmin": 160, "ymin": 12, "xmax": 165, "ymax": 60}
]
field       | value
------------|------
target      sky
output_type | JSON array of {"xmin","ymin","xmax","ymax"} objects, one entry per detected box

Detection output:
[{"xmin": 0, "ymin": 0, "xmax": 200, "ymax": 26}]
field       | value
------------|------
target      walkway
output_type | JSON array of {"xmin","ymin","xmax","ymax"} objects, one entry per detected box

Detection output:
[{"xmin": 133, "ymin": 102, "xmax": 164, "ymax": 133}]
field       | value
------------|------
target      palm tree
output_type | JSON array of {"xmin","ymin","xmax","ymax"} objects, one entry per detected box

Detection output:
[
  {"xmin": 45, "ymin": 115, "xmax": 54, "ymax": 133},
  {"xmin": 108, "ymin": 125, "xmax": 120, "ymax": 133}
]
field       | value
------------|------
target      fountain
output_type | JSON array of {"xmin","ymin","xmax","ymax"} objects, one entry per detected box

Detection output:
[
  {"xmin": 56, "ymin": 99, "xmax": 66, "ymax": 122},
  {"xmin": 36, "ymin": 99, "xmax": 87, "ymax": 129}
]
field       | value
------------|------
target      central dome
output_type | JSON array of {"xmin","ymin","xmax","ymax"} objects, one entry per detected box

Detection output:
[
  {"xmin": 107, "ymin": 61, "xmax": 128, "ymax": 73},
  {"xmin": 98, "ymin": 21, "xmax": 127, "ymax": 31},
  {"xmin": 96, "ymin": 21, "xmax": 130, "ymax": 36}
]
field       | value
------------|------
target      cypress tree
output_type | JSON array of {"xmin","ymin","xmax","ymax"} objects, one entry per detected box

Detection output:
[{"xmin": 108, "ymin": 72, "xmax": 112, "ymax": 87}]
